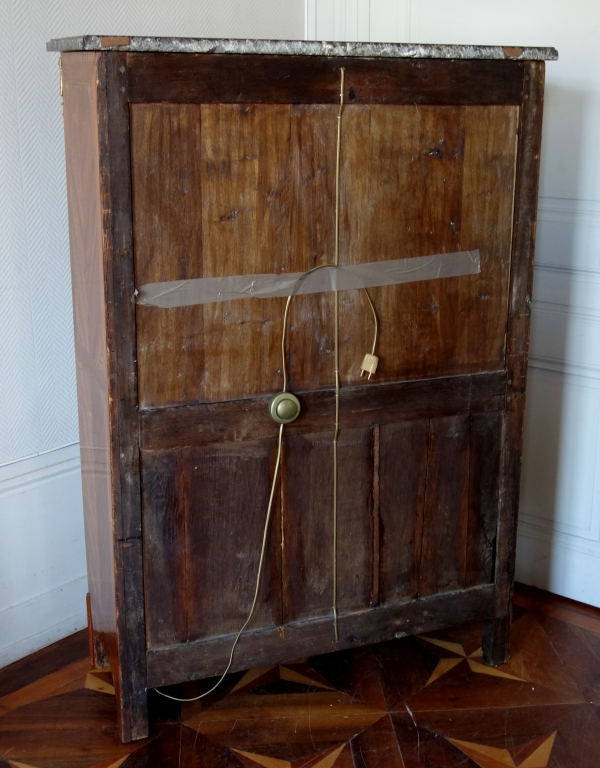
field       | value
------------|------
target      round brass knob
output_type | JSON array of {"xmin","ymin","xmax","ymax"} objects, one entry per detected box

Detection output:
[{"xmin": 268, "ymin": 392, "xmax": 301, "ymax": 425}]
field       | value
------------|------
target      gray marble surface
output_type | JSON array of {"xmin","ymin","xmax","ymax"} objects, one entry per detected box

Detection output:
[{"xmin": 46, "ymin": 36, "xmax": 558, "ymax": 60}]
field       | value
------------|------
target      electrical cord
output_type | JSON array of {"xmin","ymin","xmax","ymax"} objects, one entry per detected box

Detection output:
[{"xmin": 154, "ymin": 66, "xmax": 377, "ymax": 700}]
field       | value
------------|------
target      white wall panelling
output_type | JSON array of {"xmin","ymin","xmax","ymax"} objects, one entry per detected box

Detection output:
[
  {"xmin": 0, "ymin": 0, "xmax": 304, "ymax": 667},
  {"xmin": 311, "ymin": 0, "xmax": 600, "ymax": 607},
  {"xmin": 0, "ymin": 445, "xmax": 86, "ymax": 667}
]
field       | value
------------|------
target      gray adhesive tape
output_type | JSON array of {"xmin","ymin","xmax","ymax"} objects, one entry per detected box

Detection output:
[{"xmin": 136, "ymin": 250, "xmax": 480, "ymax": 308}]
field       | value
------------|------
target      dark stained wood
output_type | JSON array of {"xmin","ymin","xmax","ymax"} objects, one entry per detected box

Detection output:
[
  {"xmin": 141, "ymin": 450, "xmax": 188, "ymax": 647},
  {"xmin": 371, "ymin": 425, "xmax": 380, "ymax": 606},
  {"xmin": 378, "ymin": 421, "xmax": 429, "ymax": 604},
  {"xmin": 482, "ymin": 613, "xmax": 512, "ymax": 666},
  {"xmin": 139, "ymin": 371, "xmax": 506, "ymax": 450},
  {"xmin": 418, "ymin": 415, "xmax": 471, "ymax": 597},
  {"xmin": 146, "ymin": 584, "xmax": 495, "ymax": 688},
  {"xmin": 131, "ymin": 104, "xmax": 205, "ymax": 408},
  {"xmin": 182, "ymin": 439, "xmax": 282, "ymax": 643},
  {"xmin": 96, "ymin": 51, "xmax": 148, "ymax": 741},
  {"xmin": 491, "ymin": 63, "xmax": 546, "ymax": 653},
  {"xmin": 128, "ymin": 54, "xmax": 525, "ymax": 105},
  {"xmin": 466, "ymin": 412, "xmax": 502, "ymax": 587},
  {"xmin": 282, "ymin": 428, "xmax": 373, "ymax": 623}
]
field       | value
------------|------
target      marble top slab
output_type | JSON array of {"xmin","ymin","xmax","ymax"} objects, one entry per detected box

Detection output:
[{"xmin": 46, "ymin": 36, "xmax": 558, "ymax": 61}]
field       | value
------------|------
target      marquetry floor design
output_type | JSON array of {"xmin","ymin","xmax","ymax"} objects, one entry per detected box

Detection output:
[{"xmin": 1, "ymin": 587, "xmax": 600, "ymax": 767}]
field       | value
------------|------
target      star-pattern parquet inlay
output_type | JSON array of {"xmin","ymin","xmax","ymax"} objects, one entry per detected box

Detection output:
[{"xmin": 1, "ymin": 586, "xmax": 599, "ymax": 767}]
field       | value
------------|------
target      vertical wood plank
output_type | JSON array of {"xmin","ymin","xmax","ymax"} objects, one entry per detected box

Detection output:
[
  {"xmin": 96, "ymin": 51, "xmax": 147, "ymax": 741},
  {"xmin": 131, "ymin": 104, "xmax": 204, "ymax": 408},
  {"xmin": 282, "ymin": 428, "xmax": 373, "ymax": 623},
  {"xmin": 491, "ymin": 63, "xmax": 546, "ymax": 641},
  {"xmin": 183, "ymin": 439, "xmax": 282, "ymax": 642},
  {"xmin": 466, "ymin": 412, "xmax": 502, "ymax": 588},
  {"xmin": 141, "ymin": 450, "xmax": 188, "ymax": 647},
  {"xmin": 201, "ymin": 104, "xmax": 293, "ymax": 402},
  {"xmin": 378, "ymin": 420, "xmax": 429, "ymax": 603},
  {"xmin": 338, "ymin": 104, "xmax": 465, "ymax": 384},
  {"xmin": 419, "ymin": 415, "xmax": 470, "ymax": 597}
]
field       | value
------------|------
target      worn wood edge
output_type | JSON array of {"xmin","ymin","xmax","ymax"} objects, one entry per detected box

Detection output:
[
  {"xmin": 146, "ymin": 584, "xmax": 495, "ymax": 688},
  {"xmin": 494, "ymin": 62, "xmax": 546, "ymax": 621},
  {"xmin": 140, "ymin": 371, "xmax": 507, "ymax": 450},
  {"xmin": 96, "ymin": 51, "xmax": 148, "ymax": 742},
  {"xmin": 127, "ymin": 54, "xmax": 525, "ymax": 105}
]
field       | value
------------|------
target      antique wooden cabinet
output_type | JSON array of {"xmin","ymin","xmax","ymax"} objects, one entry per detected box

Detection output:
[{"xmin": 48, "ymin": 35, "xmax": 556, "ymax": 742}]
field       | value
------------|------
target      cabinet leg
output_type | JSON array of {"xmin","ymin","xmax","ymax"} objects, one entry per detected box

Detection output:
[{"xmin": 482, "ymin": 613, "xmax": 511, "ymax": 667}]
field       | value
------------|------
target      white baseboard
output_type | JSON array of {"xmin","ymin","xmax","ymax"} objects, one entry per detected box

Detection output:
[
  {"xmin": 0, "ymin": 576, "xmax": 88, "ymax": 668},
  {"xmin": 516, "ymin": 521, "xmax": 600, "ymax": 609},
  {"xmin": 0, "ymin": 443, "xmax": 88, "ymax": 669}
]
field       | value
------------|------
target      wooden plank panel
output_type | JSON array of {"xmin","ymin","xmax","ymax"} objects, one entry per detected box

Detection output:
[
  {"xmin": 460, "ymin": 105, "xmax": 520, "ymax": 370},
  {"xmin": 282, "ymin": 428, "xmax": 373, "ymax": 623},
  {"xmin": 182, "ymin": 439, "xmax": 282, "ymax": 643},
  {"xmin": 419, "ymin": 415, "xmax": 471, "ymax": 597},
  {"xmin": 141, "ymin": 450, "xmax": 188, "ymax": 647},
  {"xmin": 146, "ymin": 584, "xmax": 496, "ymax": 688},
  {"xmin": 199, "ymin": 104, "xmax": 337, "ymax": 401},
  {"xmin": 140, "ymin": 372, "xmax": 506, "ymax": 451},
  {"xmin": 338, "ymin": 104, "xmax": 517, "ymax": 386},
  {"xmin": 131, "ymin": 104, "xmax": 205, "ymax": 408},
  {"xmin": 133, "ymin": 103, "xmax": 517, "ymax": 407},
  {"xmin": 379, "ymin": 421, "xmax": 429, "ymax": 604},
  {"xmin": 128, "ymin": 54, "xmax": 524, "ymax": 105},
  {"xmin": 466, "ymin": 412, "xmax": 502, "ymax": 588}
]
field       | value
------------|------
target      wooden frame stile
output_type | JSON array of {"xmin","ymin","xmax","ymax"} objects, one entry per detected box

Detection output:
[
  {"xmin": 96, "ymin": 52, "xmax": 148, "ymax": 741},
  {"xmin": 483, "ymin": 61, "xmax": 545, "ymax": 665}
]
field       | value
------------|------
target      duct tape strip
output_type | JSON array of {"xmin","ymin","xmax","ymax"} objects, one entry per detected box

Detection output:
[{"xmin": 135, "ymin": 250, "xmax": 480, "ymax": 308}]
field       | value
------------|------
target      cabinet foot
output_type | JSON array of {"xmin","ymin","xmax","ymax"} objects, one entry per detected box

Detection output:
[{"xmin": 482, "ymin": 613, "xmax": 511, "ymax": 667}]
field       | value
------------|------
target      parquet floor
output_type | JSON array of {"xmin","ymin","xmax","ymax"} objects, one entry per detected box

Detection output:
[{"xmin": 1, "ymin": 585, "xmax": 600, "ymax": 767}]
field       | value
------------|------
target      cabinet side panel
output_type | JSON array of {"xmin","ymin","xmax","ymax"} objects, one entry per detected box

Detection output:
[{"xmin": 62, "ymin": 52, "xmax": 116, "ymax": 638}]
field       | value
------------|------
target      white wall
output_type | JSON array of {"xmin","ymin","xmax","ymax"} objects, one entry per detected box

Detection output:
[
  {"xmin": 309, "ymin": 0, "xmax": 600, "ymax": 607},
  {"xmin": 0, "ymin": 0, "xmax": 304, "ymax": 668}
]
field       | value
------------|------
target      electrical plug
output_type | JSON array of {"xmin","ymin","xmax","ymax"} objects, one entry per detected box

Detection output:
[{"xmin": 360, "ymin": 353, "xmax": 379, "ymax": 379}]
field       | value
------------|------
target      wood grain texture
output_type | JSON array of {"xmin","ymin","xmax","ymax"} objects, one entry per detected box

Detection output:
[
  {"xmin": 466, "ymin": 412, "xmax": 502, "ymax": 588},
  {"xmin": 146, "ymin": 584, "xmax": 495, "ymax": 688},
  {"xmin": 141, "ymin": 450, "xmax": 188, "ymax": 647},
  {"xmin": 337, "ymin": 104, "xmax": 519, "ymax": 386},
  {"xmin": 419, "ymin": 415, "xmax": 471, "ymax": 597},
  {"xmin": 183, "ymin": 440, "xmax": 282, "ymax": 643},
  {"xmin": 132, "ymin": 103, "xmax": 518, "ymax": 407},
  {"xmin": 128, "ymin": 54, "xmax": 525, "ymax": 105},
  {"xmin": 378, "ymin": 421, "xmax": 429, "ymax": 604},
  {"xmin": 281, "ymin": 428, "xmax": 373, "ymax": 623},
  {"xmin": 131, "ymin": 104, "xmax": 205, "ymax": 408},
  {"xmin": 140, "ymin": 372, "xmax": 507, "ymax": 451},
  {"xmin": 96, "ymin": 52, "xmax": 147, "ymax": 741},
  {"xmin": 493, "ymin": 64, "xmax": 546, "ymax": 636},
  {"xmin": 62, "ymin": 52, "xmax": 117, "ymax": 645},
  {"xmin": 140, "ymin": 439, "xmax": 284, "ymax": 651}
]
